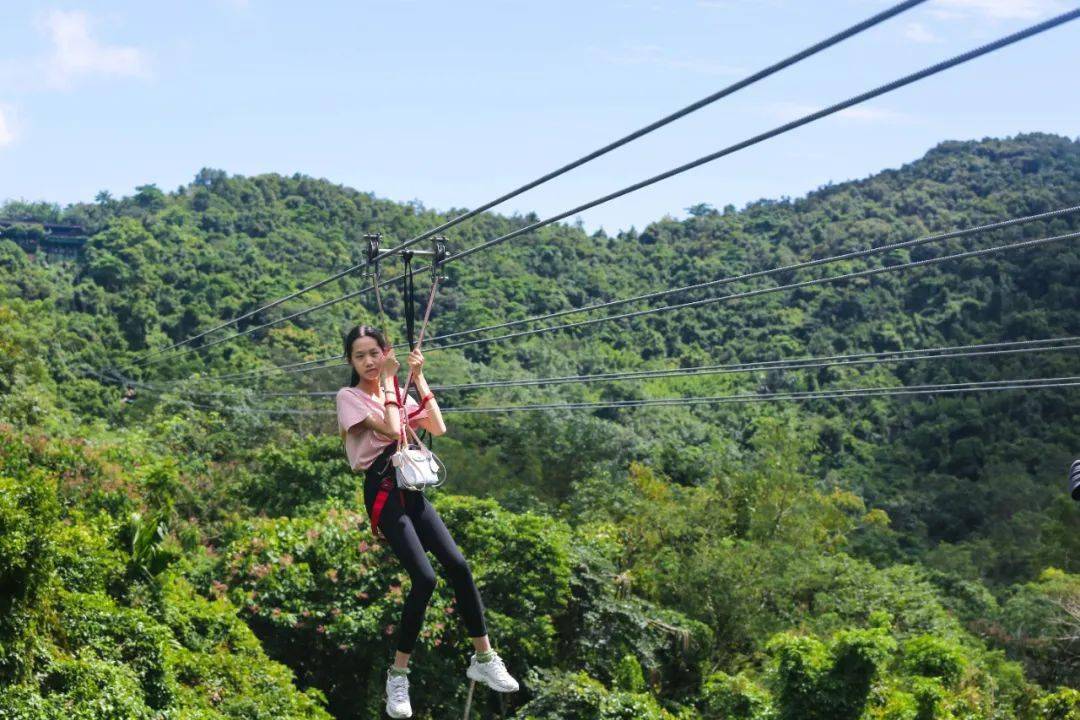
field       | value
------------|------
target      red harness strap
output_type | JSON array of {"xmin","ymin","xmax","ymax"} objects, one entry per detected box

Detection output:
[
  {"xmin": 370, "ymin": 470, "xmax": 406, "ymax": 541},
  {"xmin": 370, "ymin": 476, "xmax": 393, "ymax": 540},
  {"xmin": 408, "ymin": 393, "xmax": 435, "ymax": 418}
]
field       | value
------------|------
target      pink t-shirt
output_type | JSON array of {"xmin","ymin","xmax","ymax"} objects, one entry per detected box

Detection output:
[{"xmin": 336, "ymin": 386, "xmax": 431, "ymax": 471}]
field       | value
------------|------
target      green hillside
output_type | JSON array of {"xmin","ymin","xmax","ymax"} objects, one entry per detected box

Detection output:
[{"xmin": 2, "ymin": 133, "xmax": 1078, "ymax": 718}]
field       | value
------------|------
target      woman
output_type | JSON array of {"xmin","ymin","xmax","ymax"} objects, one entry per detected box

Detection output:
[{"xmin": 335, "ymin": 325, "xmax": 519, "ymax": 719}]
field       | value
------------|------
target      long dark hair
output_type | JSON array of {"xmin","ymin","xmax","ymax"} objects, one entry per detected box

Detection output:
[{"xmin": 343, "ymin": 324, "xmax": 389, "ymax": 387}]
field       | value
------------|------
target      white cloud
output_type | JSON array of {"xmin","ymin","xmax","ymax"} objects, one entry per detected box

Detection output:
[
  {"xmin": 903, "ymin": 21, "xmax": 941, "ymax": 43},
  {"xmin": 593, "ymin": 44, "xmax": 745, "ymax": 76},
  {"xmin": 41, "ymin": 10, "xmax": 150, "ymax": 89},
  {"xmin": 0, "ymin": 107, "xmax": 14, "ymax": 148},
  {"xmin": 928, "ymin": 0, "xmax": 1066, "ymax": 21}
]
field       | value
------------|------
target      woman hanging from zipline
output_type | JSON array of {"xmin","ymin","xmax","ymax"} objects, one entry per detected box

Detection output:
[{"xmin": 336, "ymin": 324, "xmax": 519, "ymax": 719}]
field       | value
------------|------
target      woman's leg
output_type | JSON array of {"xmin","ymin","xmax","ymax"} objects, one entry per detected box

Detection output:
[
  {"xmin": 379, "ymin": 499, "xmax": 438, "ymax": 663},
  {"xmin": 403, "ymin": 499, "xmax": 520, "ymax": 691},
  {"xmin": 410, "ymin": 496, "xmax": 489, "ymax": 643}
]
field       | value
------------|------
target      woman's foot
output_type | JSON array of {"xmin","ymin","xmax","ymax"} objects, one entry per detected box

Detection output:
[
  {"xmin": 466, "ymin": 650, "xmax": 519, "ymax": 693},
  {"xmin": 385, "ymin": 667, "xmax": 413, "ymax": 718}
]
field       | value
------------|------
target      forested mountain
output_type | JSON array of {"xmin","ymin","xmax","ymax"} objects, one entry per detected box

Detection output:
[{"xmin": 2, "ymin": 132, "xmax": 1078, "ymax": 718}]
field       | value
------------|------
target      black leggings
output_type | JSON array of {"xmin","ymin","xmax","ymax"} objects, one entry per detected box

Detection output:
[{"xmin": 365, "ymin": 444, "xmax": 488, "ymax": 654}]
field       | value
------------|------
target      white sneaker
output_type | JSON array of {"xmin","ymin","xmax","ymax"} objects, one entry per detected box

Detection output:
[
  {"xmin": 466, "ymin": 651, "xmax": 519, "ymax": 693},
  {"xmin": 385, "ymin": 668, "xmax": 413, "ymax": 718}
]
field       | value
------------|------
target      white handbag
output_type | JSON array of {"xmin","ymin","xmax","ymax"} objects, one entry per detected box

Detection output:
[
  {"xmin": 391, "ymin": 387, "xmax": 446, "ymax": 492},
  {"xmin": 392, "ymin": 433, "xmax": 446, "ymax": 491}
]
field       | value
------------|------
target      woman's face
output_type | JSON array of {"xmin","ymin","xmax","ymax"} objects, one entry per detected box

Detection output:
[{"xmin": 350, "ymin": 334, "xmax": 384, "ymax": 382}]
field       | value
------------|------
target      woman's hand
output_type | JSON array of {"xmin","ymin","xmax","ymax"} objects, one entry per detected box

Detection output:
[
  {"xmin": 380, "ymin": 348, "xmax": 400, "ymax": 378},
  {"xmin": 407, "ymin": 348, "xmax": 425, "ymax": 377}
]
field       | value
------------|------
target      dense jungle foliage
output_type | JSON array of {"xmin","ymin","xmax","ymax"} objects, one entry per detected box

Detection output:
[{"xmin": 1, "ymin": 132, "xmax": 1079, "ymax": 718}]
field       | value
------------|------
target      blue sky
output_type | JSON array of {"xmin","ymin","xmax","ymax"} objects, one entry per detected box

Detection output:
[{"xmin": 1, "ymin": 0, "xmax": 1078, "ymax": 234}]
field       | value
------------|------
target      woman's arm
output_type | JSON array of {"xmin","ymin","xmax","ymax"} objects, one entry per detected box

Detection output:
[
  {"xmin": 374, "ymin": 371, "xmax": 404, "ymax": 439},
  {"xmin": 352, "ymin": 358, "xmax": 404, "ymax": 440},
  {"xmin": 357, "ymin": 409, "xmax": 398, "ymax": 440},
  {"xmin": 412, "ymin": 371, "xmax": 447, "ymax": 436},
  {"xmin": 402, "ymin": 347, "xmax": 446, "ymax": 437}
]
